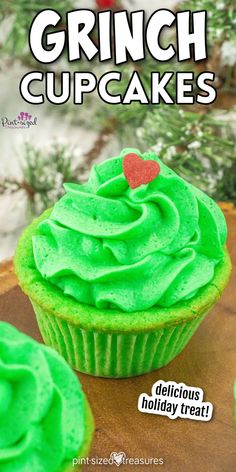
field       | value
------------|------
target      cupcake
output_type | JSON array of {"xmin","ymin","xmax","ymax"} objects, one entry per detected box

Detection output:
[
  {"xmin": 0, "ymin": 322, "xmax": 94, "ymax": 471},
  {"xmin": 14, "ymin": 149, "xmax": 231, "ymax": 377}
]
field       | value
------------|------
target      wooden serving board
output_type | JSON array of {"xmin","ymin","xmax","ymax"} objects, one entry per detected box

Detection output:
[{"xmin": 1, "ymin": 208, "xmax": 236, "ymax": 471}]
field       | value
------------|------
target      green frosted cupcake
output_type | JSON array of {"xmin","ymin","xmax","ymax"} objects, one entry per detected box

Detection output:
[
  {"xmin": 0, "ymin": 322, "xmax": 94, "ymax": 471},
  {"xmin": 14, "ymin": 148, "xmax": 231, "ymax": 377}
]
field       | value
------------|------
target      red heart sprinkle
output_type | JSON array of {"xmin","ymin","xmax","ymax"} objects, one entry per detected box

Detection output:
[
  {"xmin": 123, "ymin": 153, "xmax": 160, "ymax": 189},
  {"xmin": 96, "ymin": 0, "xmax": 115, "ymax": 8}
]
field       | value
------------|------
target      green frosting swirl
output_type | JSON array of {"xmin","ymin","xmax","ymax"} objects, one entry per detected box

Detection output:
[
  {"xmin": 0, "ymin": 322, "xmax": 85, "ymax": 472},
  {"xmin": 33, "ymin": 148, "xmax": 227, "ymax": 312}
]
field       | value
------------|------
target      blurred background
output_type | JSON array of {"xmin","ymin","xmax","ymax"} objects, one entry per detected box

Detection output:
[{"xmin": 0, "ymin": 0, "xmax": 235, "ymax": 261}]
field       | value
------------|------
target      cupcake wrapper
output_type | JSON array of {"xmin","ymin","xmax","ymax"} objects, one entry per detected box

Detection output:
[{"xmin": 32, "ymin": 300, "xmax": 207, "ymax": 378}]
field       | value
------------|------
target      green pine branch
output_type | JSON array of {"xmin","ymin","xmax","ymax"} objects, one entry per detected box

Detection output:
[
  {"xmin": 138, "ymin": 105, "xmax": 236, "ymax": 200},
  {"xmin": 0, "ymin": 142, "xmax": 78, "ymax": 217},
  {"xmin": 0, "ymin": 0, "xmax": 73, "ymax": 56},
  {"xmin": 180, "ymin": 0, "xmax": 236, "ymax": 44}
]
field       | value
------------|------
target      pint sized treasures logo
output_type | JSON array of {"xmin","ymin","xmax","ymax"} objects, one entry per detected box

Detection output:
[{"xmin": 1, "ymin": 111, "xmax": 38, "ymax": 129}]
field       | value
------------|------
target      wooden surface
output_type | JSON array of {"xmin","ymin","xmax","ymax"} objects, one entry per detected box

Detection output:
[
  {"xmin": 0, "ymin": 260, "xmax": 17, "ymax": 295},
  {"xmin": 0, "ymin": 210, "xmax": 236, "ymax": 471}
]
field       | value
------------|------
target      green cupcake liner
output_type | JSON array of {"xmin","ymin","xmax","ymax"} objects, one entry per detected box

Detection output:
[{"xmin": 32, "ymin": 299, "xmax": 206, "ymax": 377}]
